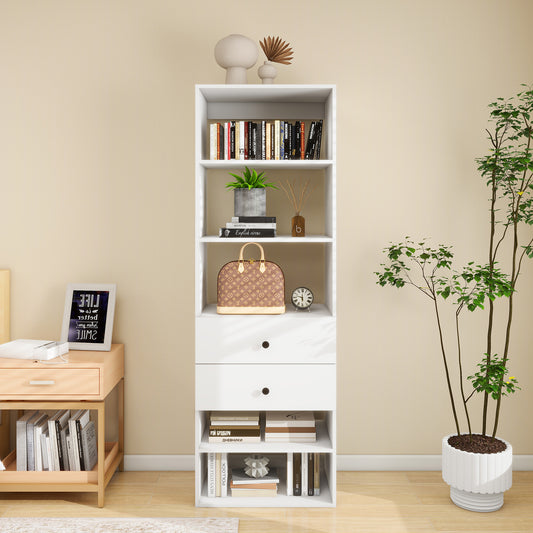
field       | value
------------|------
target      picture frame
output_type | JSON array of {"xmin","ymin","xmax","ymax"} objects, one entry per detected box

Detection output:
[{"xmin": 60, "ymin": 283, "xmax": 116, "ymax": 351}]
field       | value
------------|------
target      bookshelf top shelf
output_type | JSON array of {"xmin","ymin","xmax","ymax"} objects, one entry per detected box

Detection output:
[
  {"xmin": 196, "ymin": 85, "xmax": 335, "ymax": 104},
  {"xmin": 199, "ymin": 160, "xmax": 334, "ymax": 170}
]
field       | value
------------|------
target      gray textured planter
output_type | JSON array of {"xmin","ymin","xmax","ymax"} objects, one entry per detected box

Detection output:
[{"xmin": 234, "ymin": 188, "xmax": 266, "ymax": 216}]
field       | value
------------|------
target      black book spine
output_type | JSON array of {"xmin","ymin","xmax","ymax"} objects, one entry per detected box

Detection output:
[
  {"xmin": 76, "ymin": 420, "xmax": 85, "ymax": 470},
  {"xmin": 230, "ymin": 121, "xmax": 235, "ymax": 159},
  {"xmin": 305, "ymin": 121, "xmax": 316, "ymax": 159},
  {"xmin": 314, "ymin": 120, "xmax": 323, "ymax": 160},
  {"xmin": 219, "ymin": 124, "xmax": 225, "ymax": 161},
  {"xmin": 55, "ymin": 421, "xmax": 64, "ymax": 471},
  {"xmin": 293, "ymin": 453, "xmax": 301, "ymax": 496},
  {"xmin": 307, "ymin": 453, "xmax": 314, "ymax": 496},
  {"xmin": 295, "ymin": 121, "xmax": 301, "ymax": 159},
  {"xmin": 233, "ymin": 216, "xmax": 276, "ymax": 223},
  {"xmin": 220, "ymin": 228, "xmax": 276, "ymax": 238}
]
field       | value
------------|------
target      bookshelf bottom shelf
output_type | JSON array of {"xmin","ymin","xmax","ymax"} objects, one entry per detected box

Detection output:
[{"xmin": 0, "ymin": 442, "xmax": 121, "ymax": 489}]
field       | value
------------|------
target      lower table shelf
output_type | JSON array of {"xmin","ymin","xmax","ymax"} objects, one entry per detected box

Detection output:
[{"xmin": 0, "ymin": 442, "xmax": 122, "ymax": 490}]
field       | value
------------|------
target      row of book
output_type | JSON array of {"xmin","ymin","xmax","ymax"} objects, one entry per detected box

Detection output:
[
  {"xmin": 208, "ymin": 411, "xmax": 317, "ymax": 443},
  {"xmin": 209, "ymin": 120, "xmax": 323, "ymax": 161},
  {"xmin": 219, "ymin": 216, "xmax": 276, "ymax": 239},
  {"xmin": 206, "ymin": 453, "xmax": 321, "ymax": 497},
  {"xmin": 16, "ymin": 410, "xmax": 97, "ymax": 472}
]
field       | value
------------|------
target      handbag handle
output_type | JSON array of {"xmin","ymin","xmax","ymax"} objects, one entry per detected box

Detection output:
[{"xmin": 238, "ymin": 242, "xmax": 266, "ymax": 273}]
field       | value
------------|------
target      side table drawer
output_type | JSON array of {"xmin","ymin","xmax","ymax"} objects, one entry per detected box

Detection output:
[
  {"xmin": 0, "ymin": 368, "xmax": 100, "ymax": 397},
  {"xmin": 196, "ymin": 364, "xmax": 335, "ymax": 410}
]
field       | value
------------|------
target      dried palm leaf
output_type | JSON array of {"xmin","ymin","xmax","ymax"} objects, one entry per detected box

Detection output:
[{"xmin": 260, "ymin": 36, "xmax": 293, "ymax": 65}]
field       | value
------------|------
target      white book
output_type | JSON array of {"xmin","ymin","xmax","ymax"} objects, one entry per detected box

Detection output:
[
  {"xmin": 302, "ymin": 452, "xmax": 308, "ymax": 497},
  {"xmin": 225, "ymin": 222, "xmax": 277, "ymax": 229},
  {"xmin": 80, "ymin": 420, "xmax": 97, "ymax": 471},
  {"xmin": 16, "ymin": 411, "xmax": 38, "ymax": 471},
  {"xmin": 215, "ymin": 453, "xmax": 221, "ymax": 497},
  {"xmin": 33, "ymin": 413, "xmax": 49, "ymax": 471},
  {"xmin": 0, "ymin": 339, "xmax": 68, "ymax": 361},
  {"xmin": 220, "ymin": 453, "xmax": 228, "ymax": 497},
  {"xmin": 40, "ymin": 428, "xmax": 50, "ymax": 471},
  {"xmin": 239, "ymin": 120, "xmax": 245, "ymax": 160},
  {"xmin": 48, "ymin": 410, "xmax": 70, "ymax": 471},
  {"xmin": 207, "ymin": 452, "xmax": 216, "ymax": 497},
  {"xmin": 286, "ymin": 452, "xmax": 293, "ymax": 496},
  {"xmin": 68, "ymin": 410, "xmax": 83, "ymax": 471},
  {"xmin": 265, "ymin": 411, "xmax": 316, "ymax": 428},
  {"xmin": 66, "ymin": 434, "xmax": 75, "ymax": 471},
  {"xmin": 27, "ymin": 411, "xmax": 44, "ymax": 471},
  {"xmin": 209, "ymin": 123, "xmax": 217, "ymax": 160}
]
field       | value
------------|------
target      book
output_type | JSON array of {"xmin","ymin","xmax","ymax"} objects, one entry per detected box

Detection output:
[
  {"xmin": 225, "ymin": 222, "xmax": 276, "ymax": 229},
  {"xmin": 208, "ymin": 435, "xmax": 260, "ymax": 443},
  {"xmin": 286, "ymin": 452, "xmax": 293, "ymax": 496},
  {"xmin": 0, "ymin": 339, "xmax": 68, "ymax": 361},
  {"xmin": 207, "ymin": 452, "xmax": 216, "ymax": 497},
  {"xmin": 209, "ymin": 428, "xmax": 261, "ymax": 437},
  {"xmin": 215, "ymin": 453, "xmax": 221, "ymax": 497},
  {"xmin": 220, "ymin": 452, "xmax": 228, "ymax": 497},
  {"xmin": 302, "ymin": 452, "xmax": 308, "ymax": 496},
  {"xmin": 80, "ymin": 420, "xmax": 97, "ymax": 471},
  {"xmin": 308, "ymin": 452, "xmax": 314, "ymax": 496},
  {"xmin": 231, "ymin": 487, "xmax": 277, "ymax": 497},
  {"xmin": 33, "ymin": 413, "xmax": 49, "ymax": 471},
  {"xmin": 219, "ymin": 228, "xmax": 276, "ymax": 238},
  {"xmin": 229, "ymin": 481, "xmax": 277, "ymax": 490},
  {"xmin": 314, "ymin": 453, "xmax": 320, "ymax": 496},
  {"xmin": 209, "ymin": 123, "xmax": 217, "ymax": 160},
  {"xmin": 16, "ymin": 410, "xmax": 38, "ymax": 471},
  {"xmin": 230, "ymin": 468, "xmax": 279, "ymax": 485},
  {"xmin": 293, "ymin": 453, "xmax": 301, "ymax": 496},
  {"xmin": 27, "ymin": 411, "xmax": 45, "ymax": 471},
  {"xmin": 75, "ymin": 410, "xmax": 91, "ymax": 470},
  {"xmin": 231, "ymin": 216, "xmax": 276, "ymax": 224},
  {"xmin": 40, "ymin": 427, "xmax": 50, "ymax": 471},
  {"xmin": 210, "ymin": 411, "xmax": 259, "ymax": 422},
  {"xmin": 68, "ymin": 410, "xmax": 84, "ymax": 471},
  {"xmin": 210, "ymin": 420, "xmax": 260, "ymax": 427},
  {"xmin": 265, "ymin": 411, "xmax": 316, "ymax": 428},
  {"xmin": 264, "ymin": 435, "xmax": 316, "ymax": 443}
]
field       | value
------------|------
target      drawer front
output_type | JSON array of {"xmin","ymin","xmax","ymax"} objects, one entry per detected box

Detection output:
[
  {"xmin": 0, "ymin": 368, "xmax": 100, "ymax": 397},
  {"xmin": 196, "ymin": 364, "xmax": 335, "ymax": 410},
  {"xmin": 196, "ymin": 315, "xmax": 336, "ymax": 364}
]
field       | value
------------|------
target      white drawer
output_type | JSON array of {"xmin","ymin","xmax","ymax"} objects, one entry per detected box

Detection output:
[
  {"xmin": 196, "ymin": 364, "xmax": 335, "ymax": 410},
  {"xmin": 196, "ymin": 312, "xmax": 335, "ymax": 364}
]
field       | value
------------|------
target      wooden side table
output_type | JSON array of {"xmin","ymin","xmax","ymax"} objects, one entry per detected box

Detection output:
[{"xmin": 0, "ymin": 344, "xmax": 124, "ymax": 507}]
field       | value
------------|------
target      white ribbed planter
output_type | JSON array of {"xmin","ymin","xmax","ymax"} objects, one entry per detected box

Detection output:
[{"xmin": 442, "ymin": 434, "xmax": 512, "ymax": 512}]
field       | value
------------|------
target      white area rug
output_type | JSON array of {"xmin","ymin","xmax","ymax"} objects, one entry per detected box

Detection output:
[{"xmin": 0, "ymin": 517, "xmax": 239, "ymax": 533}]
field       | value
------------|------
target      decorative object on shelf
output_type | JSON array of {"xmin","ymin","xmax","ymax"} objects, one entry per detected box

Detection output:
[
  {"xmin": 279, "ymin": 178, "xmax": 315, "ymax": 237},
  {"xmin": 217, "ymin": 242, "xmax": 285, "ymax": 315},
  {"xmin": 214, "ymin": 34, "xmax": 258, "ymax": 84},
  {"xmin": 258, "ymin": 36, "xmax": 293, "ymax": 84},
  {"xmin": 60, "ymin": 283, "xmax": 116, "ymax": 351},
  {"xmin": 227, "ymin": 166, "xmax": 277, "ymax": 217},
  {"xmin": 244, "ymin": 455, "xmax": 270, "ymax": 478},
  {"xmin": 291, "ymin": 287, "xmax": 314, "ymax": 311},
  {"xmin": 376, "ymin": 85, "xmax": 533, "ymax": 512}
]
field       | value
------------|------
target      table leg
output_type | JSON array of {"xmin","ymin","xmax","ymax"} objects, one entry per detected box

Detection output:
[
  {"xmin": 118, "ymin": 378, "xmax": 124, "ymax": 471},
  {"xmin": 97, "ymin": 402, "xmax": 105, "ymax": 508}
]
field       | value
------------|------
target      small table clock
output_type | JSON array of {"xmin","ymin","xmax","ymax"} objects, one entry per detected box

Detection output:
[{"xmin": 291, "ymin": 287, "xmax": 314, "ymax": 311}]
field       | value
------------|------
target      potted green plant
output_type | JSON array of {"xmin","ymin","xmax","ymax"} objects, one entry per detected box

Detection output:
[
  {"xmin": 376, "ymin": 85, "xmax": 533, "ymax": 512},
  {"xmin": 226, "ymin": 166, "xmax": 277, "ymax": 217}
]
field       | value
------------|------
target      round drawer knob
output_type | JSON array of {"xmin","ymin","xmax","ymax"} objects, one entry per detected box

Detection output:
[
  {"xmin": 262, "ymin": 341, "xmax": 270, "ymax": 349},
  {"xmin": 262, "ymin": 387, "xmax": 270, "ymax": 395}
]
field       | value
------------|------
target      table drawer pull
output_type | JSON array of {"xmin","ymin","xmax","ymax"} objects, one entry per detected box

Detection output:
[{"xmin": 29, "ymin": 380, "xmax": 56, "ymax": 386}]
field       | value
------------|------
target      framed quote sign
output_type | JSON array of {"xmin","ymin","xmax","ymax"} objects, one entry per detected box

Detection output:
[{"xmin": 60, "ymin": 283, "xmax": 116, "ymax": 351}]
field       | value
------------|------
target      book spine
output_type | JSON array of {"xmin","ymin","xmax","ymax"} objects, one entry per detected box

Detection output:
[
  {"xmin": 305, "ymin": 121, "xmax": 316, "ymax": 159},
  {"xmin": 208, "ymin": 436, "xmax": 261, "ymax": 443},
  {"xmin": 234, "ymin": 120, "xmax": 240, "ymax": 160},
  {"xmin": 16, "ymin": 419, "xmax": 28, "ymax": 471},
  {"xmin": 280, "ymin": 121, "xmax": 285, "ymax": 160},
  {"xmin": 308, "ymin": 452, "xmax": 314, "ymax": 496},
  {"xmin": 314, "ymin": 453, "xmax": 320, "ymax": 496},
  {"xmin": 286, "ymin": 452, "xmax": 293, "ymax": 496},
  {"xmin": 239, "ymin": 120, "xmax": 245, "ymax": 160},
  {"xmin": 300, "ymin": 122, "xmax": 305, "ymax": 160},
  {"xmin": 26, "ymin": 422, "xmax": 35, "ymax": 471},
  {"xmin": 302, "ymin": 452, "xmax": 308, "ymax": 496},
  {"xmin": 219, "ymin": 123, "xmax": 223, "ymax": 161},
  {"xmin": 76, "ymin": 419, "xmax": 85, "ymax": 471},
  {"xmin": 226, "ymin": 121, "xmax": 231, "ymax": 160},
  {"xmin": 251, "ymin": 122, "xmax": 257, "ymax": 159},
  {"xmin": 231, "ymin": 216, "xmax": 276, "ymax": 223},
  {"xmin": 266, "ymin": 122, "xmax": 271, "ymax": 160},
  {"xmin": 315, "ymin": 120, "xmax": 323, "ymax": 159},
  {"xmin": 225, "ymin": 223, "xmax": 276, "ymax": 229},
  {"xmin": 274, "ymin": 120, "xmax": 280, "ymax": 160},
  {"xmin": 55, "ymin": 420, "xmax": 64, "ymax": 471},
  {"xmin": 215, "ymin": 453, "xmax": 221, "ymax": 497},
  {"xmin": 220, "ymin": 453, "xmax": 228, "ymax": 497},
  {"xmin": 207, "ymin": 452, "xmax": 216, "ymax": 497},
  {"xmin": 230, "ymin": 121, "xmax": 235, "ymax": 160},
  {"xmin": 209, "ymin": 123, "xmax": 216, "ymax": 160},
  {"xmin": 219, "ymin": 228, "xmax": 276, "ymax": 238},
  {"xmin": 293, "ymin": 453, "xmax": 301, "ymax": 496},
  {"xmin": 261, "ymin": 120, "xmax": 266, "ymax": 160},
  {"xmin": 209, "ymin": 428, "xmax": 261, "ymax": 437}
]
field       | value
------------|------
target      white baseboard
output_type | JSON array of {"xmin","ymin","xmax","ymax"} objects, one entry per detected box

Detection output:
[{"xmin": 123, "ymin": 454, "xmax": 533, "ymax": 472}]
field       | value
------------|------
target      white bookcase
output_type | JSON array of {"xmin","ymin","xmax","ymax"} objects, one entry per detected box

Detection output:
[{"xmin": 195, "ymin": 85, "xmax": 336, "ymax": 507}]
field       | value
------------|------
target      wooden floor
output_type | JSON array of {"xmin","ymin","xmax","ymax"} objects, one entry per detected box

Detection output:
[{"xmin": 1, "ymin": 471, "xmax": 532, "ymax": 532}]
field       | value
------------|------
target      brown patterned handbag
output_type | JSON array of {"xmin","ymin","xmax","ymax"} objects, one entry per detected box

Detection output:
[{"xmin": 217, "ymin": 242, "xmax": 285, "ymax": 314}]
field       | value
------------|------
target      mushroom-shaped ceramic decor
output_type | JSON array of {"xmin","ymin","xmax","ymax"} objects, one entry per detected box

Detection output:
[{"xmin": 214, "ymin": 34, "xmax": 258, "ymax": 84}]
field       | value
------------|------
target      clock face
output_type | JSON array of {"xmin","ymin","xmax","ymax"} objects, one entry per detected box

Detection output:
[{"xmin": 291, "ymin": 287, "xmax": 314, "ymax": 310}]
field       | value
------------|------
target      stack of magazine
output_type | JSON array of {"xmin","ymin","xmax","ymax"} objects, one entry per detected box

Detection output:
[
  {"xmin": 219, "ymin": 216, "xmax": 276, "ymax": 239},
  {"xmin": 16, "ymin": 409, "xmax": 97, "ymax": 472}
]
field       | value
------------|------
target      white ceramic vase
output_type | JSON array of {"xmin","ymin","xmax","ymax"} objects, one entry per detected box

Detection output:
[
  {"xmin": 442, "ymin": 435, "xmax": 512, "ymax": 512},
  {"xmin": 258, "ymin": 61, "xmax": 277, "ymax": 84},
  {"xmin": 214, "ymin": 34, "xmax": 258, "ymax": 84}
]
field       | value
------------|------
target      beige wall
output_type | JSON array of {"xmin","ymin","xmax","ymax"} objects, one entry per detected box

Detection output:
[{"xmin": 1, "ymin": 0, "xmax": 532, "ymax": 456}]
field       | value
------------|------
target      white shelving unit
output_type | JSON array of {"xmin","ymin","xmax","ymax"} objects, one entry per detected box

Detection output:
[{"xmin": 195, "ymin": 84, "xmax": 336, "ymax": 507}]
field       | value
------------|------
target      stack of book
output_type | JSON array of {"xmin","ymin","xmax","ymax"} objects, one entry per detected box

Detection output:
[
  {"xmin": 209, "ymin": 119, "xmax": 323, "ymax": 161},
  {"xmin": 16, "ymin": 409, "xmax": 97, "ymax": 472},
  {"xmin": 230, "ymin": 467, "xmax": 279, "ymax": 497},
  {"xmin": 265, "ymin": 411, "xmax": 316, "ymax": 442},
  {"xmin": 219, "ymin": 216, "xmax": 276, "ymax": 239},
  {"xmin": 287, "ymin": 453, "xmax": 320, "ymax": 496},
  {"xmin": 209, "ymin": 411, "xmax": 260, "ymax": 443}
]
